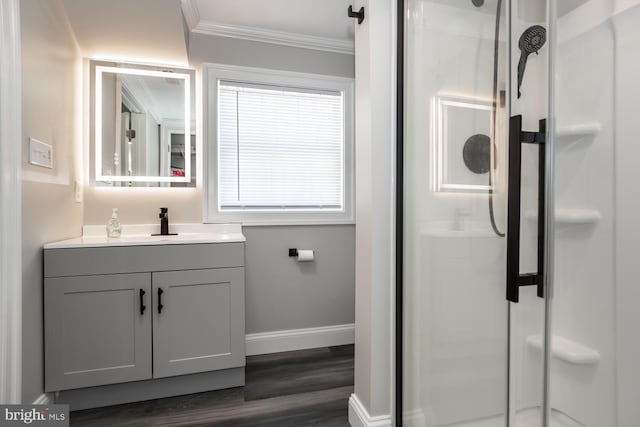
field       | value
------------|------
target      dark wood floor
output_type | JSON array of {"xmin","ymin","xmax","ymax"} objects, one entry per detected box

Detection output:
[{"xmin": 70, "ymin": 345, "xmax": 354, "ymax": 427}]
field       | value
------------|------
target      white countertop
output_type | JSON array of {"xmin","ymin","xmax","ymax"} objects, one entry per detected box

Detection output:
[{"xmin": 44, "ymin": 223, "xmax": 245, "ymax": 249}]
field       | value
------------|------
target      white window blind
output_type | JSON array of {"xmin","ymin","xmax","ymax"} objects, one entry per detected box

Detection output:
[{"xmin": 218, "ymin": 81, "xmax": 345, "ymax": 211}]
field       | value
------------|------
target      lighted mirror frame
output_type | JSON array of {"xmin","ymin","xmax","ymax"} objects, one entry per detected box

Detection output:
[
  {"xmin": 95, "ymin": 66, "xmax": 191, "ymax": 183},
  {"xmin": 431, "ymin": 94, "xmax": 498, "ymax": 193}
]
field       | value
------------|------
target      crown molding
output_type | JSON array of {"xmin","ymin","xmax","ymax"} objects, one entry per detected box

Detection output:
[
  {"xmin": 180, "ymin": 0, "xmax": 354, "ymax": 54},
  {"xmin": 193, "ymin": 20, "xmax": 354, "ymax": 55},
  {"xmin": 180, "ymin": 0, "xmax": 200, "ymax": 31}
]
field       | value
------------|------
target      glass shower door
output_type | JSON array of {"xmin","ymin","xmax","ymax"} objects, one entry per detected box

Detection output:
[
  {"xmin": 402, "ymin": 1, "xmax": 510, "ymax": 425},
  {"xmin": 401, "ymin": 1, "xmax": 549, "ymax": 426},
  {"xmin": 402, "ymin": 1, "xmax": 640, "ymax": 426}
]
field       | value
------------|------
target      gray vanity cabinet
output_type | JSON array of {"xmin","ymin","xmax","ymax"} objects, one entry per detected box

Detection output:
[
  {"xmin": 44, "ymin": 273, "xmax": 153, "ymax": 391},
  {"xmin": 152, "ymin": 268, "xmax": 245, "ymax": 378},
  {"xmin": 44, "ymin": 243, "xmax": 245, "ymax": 395}
]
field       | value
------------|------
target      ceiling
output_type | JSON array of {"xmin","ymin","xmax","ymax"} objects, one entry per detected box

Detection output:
[
  {"xmin": 62, "ymin": 0, "xmax": 189, "ymax": 66},
  {"xmin": 62, "ymin": 0, "xmax": 355, "ymax": 65},
  {"xmin": 182, "ymin": 0, "xmax": 355, "ymax": 54},
  {"xmin": 121, "ymin": 73, "xmax": 187, "ymax": 122},
  {"xmin": 428, "ymin": 0, "xmax": 589, "ymax": 18},
  {"xmin": 60, "ymin": 0, "xmax": 589, "ymax": 65}
]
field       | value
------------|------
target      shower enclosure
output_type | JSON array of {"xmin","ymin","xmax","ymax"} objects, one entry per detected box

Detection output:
[{"xmin": 398, "ymin": 0, "xmax": 640, "ymax": 426}]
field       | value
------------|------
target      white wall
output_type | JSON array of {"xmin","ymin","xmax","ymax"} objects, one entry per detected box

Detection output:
[
  {"xmin": 20, "ymin": 0, "xmax": 83, "ymax": 403},
  {"xmin": 0, "ymin": 0, "xmax": 23, "ymax": 405},
  {"xmin": 61, "ymin": 0, "xmax": 189, "ymax": 66},
  {"xmin": 351, "ymin": 0, "xmax": 395, "ymax": 422}
]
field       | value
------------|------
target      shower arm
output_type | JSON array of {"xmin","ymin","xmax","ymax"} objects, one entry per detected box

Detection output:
[{"xmin": 506, "ymin": 115, "xmax": 546, "ymax": 303}]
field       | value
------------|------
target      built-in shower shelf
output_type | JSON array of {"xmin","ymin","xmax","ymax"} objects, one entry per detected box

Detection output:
[
  {"xmin": 526, "ymin": 209, "xmax": 601, "ymax": 225},
  {"xmin": 556, "ymin": 122, "xmax": 601, "ymax": 140},
  {"xmin": 527, "ymin": 334, "xmax": 600, "ymax": 365}
]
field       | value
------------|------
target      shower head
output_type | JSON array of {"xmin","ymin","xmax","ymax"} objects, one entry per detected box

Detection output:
[
  {"xmin": 519, "ymin": 25, "xmax": 546, "ymax": 53},
  {"xmin": 517, "ymin": 25, "xmax": 546, "ymax": 98},
  {"xmin": 471, "ymin": 0, "xmax": 485, "ymax": 7}
]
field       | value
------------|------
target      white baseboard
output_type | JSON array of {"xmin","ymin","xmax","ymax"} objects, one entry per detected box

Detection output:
[
  {"xmin": 33, "ymin": 393, "xmax": 52, "ymax": 405},
  {"xmin": 348, "ymin": 393, "xmax": 392, "ymax": 427},
  {"xmin": 245, "ymin": 323, "xmax": 354, "ymax": 356}
]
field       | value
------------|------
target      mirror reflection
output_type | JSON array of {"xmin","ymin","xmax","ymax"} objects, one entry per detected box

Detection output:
[{"xmin": 94, "ymin": 64, "xmax": 195, "ymax": 187}]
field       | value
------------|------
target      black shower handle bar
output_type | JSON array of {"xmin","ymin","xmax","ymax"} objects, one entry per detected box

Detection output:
[{"xmin": 506, "ymin": 115, "xmax": 546, "ymax": 303}]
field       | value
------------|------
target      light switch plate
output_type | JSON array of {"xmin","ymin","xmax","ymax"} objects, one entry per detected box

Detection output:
[
  {"xmin": 74, "ymin": 180, "xmax": 82, "ymax": 203},
  {"xmin": 29, "ymin": 137, "xmax": 53, "ymax": 169}
]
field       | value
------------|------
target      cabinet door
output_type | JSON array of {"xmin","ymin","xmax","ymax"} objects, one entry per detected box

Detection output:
[
  {"xmin": 44, "ymin": 273, "xmax": 152, "ymax": 391},
  {"xmin": 152, "ymin": 268, "xmax": 245, "ymax": 378}
]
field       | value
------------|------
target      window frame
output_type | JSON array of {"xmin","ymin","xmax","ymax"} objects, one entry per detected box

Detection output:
[{"xmin": 203, "ymin": 63, "xmax": 354, "ymax": 225}]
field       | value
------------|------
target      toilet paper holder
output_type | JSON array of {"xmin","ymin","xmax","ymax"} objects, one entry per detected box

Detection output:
[{"xmin": 288, "ymin": 248, "xmax": 314, "ymax": 261}]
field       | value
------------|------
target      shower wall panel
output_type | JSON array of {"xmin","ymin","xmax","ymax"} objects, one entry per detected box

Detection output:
[
  {"xmin": 551, "ymin": 4, "xmax": 616, "ymax": 424},
  {"xmin": 612, "ymin": 3, "xmax": 640, "ymax": 426}
]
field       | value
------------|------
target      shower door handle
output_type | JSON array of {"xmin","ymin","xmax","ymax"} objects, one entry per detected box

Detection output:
[{"xmin": 506, "ymin": 115, "xmax": 546, "ymax": 303}]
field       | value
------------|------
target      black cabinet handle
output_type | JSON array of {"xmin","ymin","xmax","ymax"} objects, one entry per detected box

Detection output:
[
  {"xmin": 506, "ymin": 115, "xmax": 546, "ymax": 302},
  {"xmin": 157, "ymin": 288, "xmax": 164, "ymax": 314},
  {"xmin": 139, "ymin": 289, "xmax": 146, "ymax": 315}
]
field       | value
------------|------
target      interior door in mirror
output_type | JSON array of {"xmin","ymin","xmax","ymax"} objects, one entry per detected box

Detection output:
[{"xmin": 92, "ymin": 61, "xmax": 195, "ymax": 187}]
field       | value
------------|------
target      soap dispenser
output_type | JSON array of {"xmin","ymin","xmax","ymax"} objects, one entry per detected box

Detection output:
[{"xmin": 106, "ymin": 208, "xmax": 122, "ymax": 238}]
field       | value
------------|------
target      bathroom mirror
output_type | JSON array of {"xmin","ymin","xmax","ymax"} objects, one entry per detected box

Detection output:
[
  {"xmin": 93, "ymin": 62, "xmax": 195, "ymax": 187},
  {"xmin": 431, "ymin": 94, "xmax": 502, "ymax": 193}
]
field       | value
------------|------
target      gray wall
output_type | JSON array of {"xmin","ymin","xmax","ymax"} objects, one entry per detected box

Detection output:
[
  {"xmin": 83, "ymin": 33, "xmax": 356, "ymax": 336},
  {"xmin": 82, "ymin": 34, "xmax": 354, "ymax": 225},
  {"xmin": 188, "ymin": 33, "xmax": 354, "ymax": 78},
  {"xmin": 243, "ymin": 226, "xmax": 355, "ymax": 334},
  {"xmin": 21, "ymin": 0, "xmax": 83, "ymax": 403},
  {"xmin": 191, "ymin": 34, "xmax": 356, "ymax": 335},
  {"xmin": 18, "ymin": 1, "xmax": 354, "ymax": 404}
]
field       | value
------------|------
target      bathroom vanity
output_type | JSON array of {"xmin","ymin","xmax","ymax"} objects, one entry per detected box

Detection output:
[{"xmin": 43, "ymin": 224, "xmax": 245, "ymax": 410}]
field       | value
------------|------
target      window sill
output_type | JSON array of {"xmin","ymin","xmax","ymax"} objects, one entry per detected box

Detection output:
[
  {"xmin": 203, "ymin": 218, "xmax": 355, "ymax": 227},
  {"xmin": 204, "ymin": 204, "xmax": 354, "ymax": 226}
]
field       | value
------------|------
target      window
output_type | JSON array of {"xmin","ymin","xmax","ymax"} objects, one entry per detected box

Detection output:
[{"xmin": 205, "ymin": 64, "xmax": 354, "ymax": 225}]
